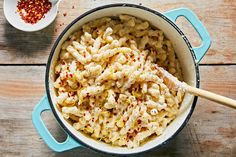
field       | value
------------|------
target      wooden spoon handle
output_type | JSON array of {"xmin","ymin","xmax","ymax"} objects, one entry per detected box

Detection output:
[{"xmin": 185, "ymin": 85, "xmax": 236, "ymax": 109}]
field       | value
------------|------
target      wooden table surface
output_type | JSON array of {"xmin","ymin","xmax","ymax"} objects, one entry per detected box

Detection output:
[{"xmin": 0, "ymin": 0, "xmax": 236, "ymax": 157}]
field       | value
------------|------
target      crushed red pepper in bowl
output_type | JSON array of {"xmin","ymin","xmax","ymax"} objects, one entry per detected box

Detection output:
[{"xmin": 17, "ymin": 0, "xmax": 52, "ymax": 24}]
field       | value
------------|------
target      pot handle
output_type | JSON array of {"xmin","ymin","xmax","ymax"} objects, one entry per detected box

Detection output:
[
  {"xmin": 164, "ymin": 8, "xmax": 211, "ymax": 63},
  {"xmin": 32, "ymin": 95, "xmax": 81, "ymax": 152}
]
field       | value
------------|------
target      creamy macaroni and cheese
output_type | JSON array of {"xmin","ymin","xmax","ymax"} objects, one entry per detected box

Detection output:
[{"xmin": 53, "ymin": 15, "xmax": 184, "ymax": 148}]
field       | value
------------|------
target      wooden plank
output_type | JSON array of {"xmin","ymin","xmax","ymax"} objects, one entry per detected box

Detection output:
[
  {"xmin": 0, "ymin": 65, "xmax": 235, "ymax": 157},
  {"xmin": 0, "ymin": 0, "xmax": 236, "ymax": 64}
]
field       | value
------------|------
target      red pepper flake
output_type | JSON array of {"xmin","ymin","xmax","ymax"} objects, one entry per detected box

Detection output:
[
  {"xmin": 68, "ymin": 92, "xmax": 74, "ymax": 96},
  {"xmin": 17, "ymin": 0, "xmax": 52, "ymax": 24},
  {"xmin": 60, "ymin": 23, "xmax": 65, "ymax": 26},
  {"xmin": 72, "ymin": 6, "xmax": 75, "ymax": 9},
  {"xmin": 63, "ymin": 12, "xmax": 67, "ymax": 17},
  {"xmin": 86, "ymin": 93, "xmax": 90, "ymax": 98},
  {"xmin": 137, "ymin": 119, "xmax": 141, "ymax": 124}
]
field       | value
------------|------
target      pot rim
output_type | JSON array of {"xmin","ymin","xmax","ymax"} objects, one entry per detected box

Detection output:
[{"xmin": 45, "ymin": 3, "xmax": 200, "ymax": 155}]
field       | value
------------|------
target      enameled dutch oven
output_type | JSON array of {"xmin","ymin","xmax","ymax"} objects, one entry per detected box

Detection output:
[{"xmin": 32, "ymin": 3, "xmax": 211, "ymax": 155}]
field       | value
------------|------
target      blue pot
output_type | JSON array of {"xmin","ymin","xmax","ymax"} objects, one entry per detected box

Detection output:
[{"xmin": 32, "ymin": 3, "xmax": 211, "ymax": 155}]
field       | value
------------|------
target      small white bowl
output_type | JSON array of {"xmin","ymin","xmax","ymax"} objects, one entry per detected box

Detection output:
[{"xmin": 3, "ymin": 0, "xmax": 59, "ymax": 32}]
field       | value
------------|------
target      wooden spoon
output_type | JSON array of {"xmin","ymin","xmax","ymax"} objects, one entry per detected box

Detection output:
[{"xmin": 156, "ymin": 66, "xmax": 236, "ymax": 109}]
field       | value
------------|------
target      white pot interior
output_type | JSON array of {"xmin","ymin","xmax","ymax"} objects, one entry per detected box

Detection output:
[{"xmin": 48, "ymin": 5, "xmax": 197, "ymax": 155}]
